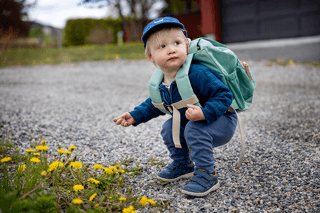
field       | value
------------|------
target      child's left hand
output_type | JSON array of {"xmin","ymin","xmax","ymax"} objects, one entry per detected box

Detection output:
[{"xmin": 185, "ymin": 104, "xmax": 205, "ymax": 121}]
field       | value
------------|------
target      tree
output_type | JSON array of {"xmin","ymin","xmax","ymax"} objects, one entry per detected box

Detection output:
[
  {"xmin": 0, "ymin": 0, "xmax": 37, "ymax": 51},
  {"xmin": 78, "ymin": 0, "xmax": 167, "ymax": 41},
  {"xmin": 0, "ymin": 0, "xmax": 38, "ymax": 36}
]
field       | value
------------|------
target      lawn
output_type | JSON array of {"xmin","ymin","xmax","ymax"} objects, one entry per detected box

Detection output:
[{"xmin": 0, "ymin": 43, "xmax": 146, "ymax": 68}]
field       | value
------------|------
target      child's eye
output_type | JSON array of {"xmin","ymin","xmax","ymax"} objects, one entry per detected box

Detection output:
[
  {"xmin": 174, "ymin": 42, "xmax": 180, "ymax": 45},
  {"xmin": 160, "ymin": 44, "xmax": 166, "ymax": 49}
]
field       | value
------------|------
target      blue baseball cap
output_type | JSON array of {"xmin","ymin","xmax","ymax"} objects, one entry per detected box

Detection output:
[{"xmin": 142, "ymin": 17, "xmax": 188, "ymax": 49}]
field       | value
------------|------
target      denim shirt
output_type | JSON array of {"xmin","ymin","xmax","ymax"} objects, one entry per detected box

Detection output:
[{"xmin": 129, "ymin": 63, "xmax": 233, "ymax": 128}]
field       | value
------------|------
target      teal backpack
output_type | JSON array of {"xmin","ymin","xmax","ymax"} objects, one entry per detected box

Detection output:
[{"xmin": 149, "ymin": 38, "xmax": 256, "ymax": 168}]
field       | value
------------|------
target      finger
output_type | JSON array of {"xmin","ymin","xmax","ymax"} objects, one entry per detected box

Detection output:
[
  {"xmin": 187, "ymin": 104, "xmax": 197, "ymax": 109},
  {"xmin": 113, "ymin": 117, "xmax": 120, "ymax": 122},
  {"xmin": 116, "ymin": 118, "xmax": 123, "ymax": 125},
  {"xmin": 185, "ymin": 111, "xmax": 191, "ymax": 120},
  {"xmin": 121, "ymin": 120, "xmax": 127, "ymax": 127}
]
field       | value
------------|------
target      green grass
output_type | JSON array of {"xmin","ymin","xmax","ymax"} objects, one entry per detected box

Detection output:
[
  {"xmin": 0, "ymin": 43, "xmax": 146, "ymax": 68},
  {"xmin": 265, "ymin": 58, "xmax": 320, "ymax": 68},
  {"xmin": 0, "ymin": 136, "xmax": 169, "ymax": 212},
  {"xmin": 302, "ymin": 61, "xmax": 320, "ymax": 68}
]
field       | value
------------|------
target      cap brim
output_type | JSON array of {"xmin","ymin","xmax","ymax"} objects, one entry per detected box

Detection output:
[{"xmin": 142, "ymin": 22, "xmax": 187, "ymax": 48}]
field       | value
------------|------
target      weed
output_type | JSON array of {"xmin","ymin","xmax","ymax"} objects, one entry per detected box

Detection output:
[{"xmin": 0, "ymin": 136, "xmax": 168, "ymax": 212}]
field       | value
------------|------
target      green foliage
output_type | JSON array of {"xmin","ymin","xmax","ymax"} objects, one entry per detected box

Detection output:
[
  {"xmin": 149, "ymin": 157, "xmax": 165, "ymax": 166},
  {"xmin": 0, "ymin": 136, "xmax": 15, "ymax": 155},
  {"xmin": 29, "ymin": 27, "xmax": 44, "ymax": 38},
  {"xmin": 0, "ymin": 188, "xmax": 57, "ymax": 213},
  {"xmin": 63, "ymin": 18, "xmax": 122, "ymax": 47},
  {"xmin": 43, "ymin": 34, "xmax": 55, "ymax": 48},
  {"xmin": 0, "ymin": 136, "xmax": 165, "ymax": 212}
]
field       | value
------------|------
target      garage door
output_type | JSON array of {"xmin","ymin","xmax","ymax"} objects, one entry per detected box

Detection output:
[{"xmin": 221, "ymin": 0, "xmax": 320, "ymax": 43}]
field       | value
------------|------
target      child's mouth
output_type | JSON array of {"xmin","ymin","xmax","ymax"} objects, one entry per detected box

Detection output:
[{"xmin": 168, "ymin": 57, "xmax": 178, "ymax": 61}]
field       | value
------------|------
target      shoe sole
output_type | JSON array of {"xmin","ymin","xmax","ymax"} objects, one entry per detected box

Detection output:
[
  {"xmin": 157, "ymin": 172, "xmax": 194, "ymax": 182},
  {"xmin": 180, "ymin": 181, "xmax": 220, "ymax": 197}
]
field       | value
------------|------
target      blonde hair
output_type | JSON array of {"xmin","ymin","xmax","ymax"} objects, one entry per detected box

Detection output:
[{"xmin": 145, "ymin": 27, "xmax": 188, "ymax": 55}]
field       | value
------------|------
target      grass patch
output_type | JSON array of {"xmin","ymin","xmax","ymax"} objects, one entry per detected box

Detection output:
[
  {"xmin": 265, "ymin": 58, "xmax": 320, "ymax": 69},
  {"xmin": 0, "ymin": 136, "xmax": 15, "ymax": 156},
  {"xmin": 0, "ymin": 136, "xmax": 168, "ymax": 212},
  {"xmin": 148, "ymin": 158, "xmax": 165, "ymax": 166},
  {"xmin": 0, "ymin": 43, "xmax": 146, "ymax": 68},
  {"xmin": 302, "ymin": 61, "xmax": 320, "ymax": 68}
]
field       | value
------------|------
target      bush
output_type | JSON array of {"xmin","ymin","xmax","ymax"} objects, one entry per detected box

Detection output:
[{"xmin": 63, "ymin": 18, "xmax": 121, "ymax": 47}]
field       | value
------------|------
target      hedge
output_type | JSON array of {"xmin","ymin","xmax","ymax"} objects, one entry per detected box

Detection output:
[{"xmin": 63, "ymin": 18, "xmax": 122, "ymax": 47}]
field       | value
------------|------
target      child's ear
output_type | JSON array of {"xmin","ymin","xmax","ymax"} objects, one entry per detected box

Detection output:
[
  {"xmin": 145, "ymin": 50, "xmax": 155, "ymax": 63},
  {"xmin": 186, "ymin": 39, "xmax": 190, "ymax": 55}
]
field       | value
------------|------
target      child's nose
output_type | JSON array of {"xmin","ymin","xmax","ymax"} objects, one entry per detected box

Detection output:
[{"xmin": 168, "ymin": 45, "xmax": 176, "ymax": 54}]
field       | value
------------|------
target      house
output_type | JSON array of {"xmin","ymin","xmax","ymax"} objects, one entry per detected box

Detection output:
[
  {"xmin": 29, "ymin": 22, "xmax": 63, "ymax": 47},
  {"xmin": 161, "ymin": 0, "xmax": 320, "ymax": 61},
  {"xmin": 162, "ymin": 0, "xmax": 320, "ymax": 43}
]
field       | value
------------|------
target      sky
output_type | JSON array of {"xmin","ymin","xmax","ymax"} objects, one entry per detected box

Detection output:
[{"xmin": 26, "ymin": 0, "xmax": 114, "ymax": 29}]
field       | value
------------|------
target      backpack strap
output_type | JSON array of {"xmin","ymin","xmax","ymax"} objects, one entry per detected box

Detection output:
[
  {"xmin": 175, "ymin": 54, "xmax": 201, "ymax": 107},
  {"xmin": 152, "ymin": 95, "xmax": 200, "ymax": 148},
  {"xmin": 149, "ymin": 54, "xmax": 202, "ymax": 148},
  {"xmin": 227, "ymin": 106, "xmax": 245, "ymax": 169}
]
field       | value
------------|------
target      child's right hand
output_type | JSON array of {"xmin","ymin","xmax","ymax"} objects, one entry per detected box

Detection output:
[{"xmin": 113, "ymin": 112, "xmax": 135, "ymax": 127}]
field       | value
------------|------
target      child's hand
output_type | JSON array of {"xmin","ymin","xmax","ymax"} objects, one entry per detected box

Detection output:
[
  {"xmin": 113, "ymin": 112, "xmax": 135, "ymax": 127},
  {"xmin": 185, "ymin": 104, "xmax": 205, "ymax": 121}
]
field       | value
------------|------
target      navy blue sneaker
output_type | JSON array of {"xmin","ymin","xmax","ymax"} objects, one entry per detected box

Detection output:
[
  {"xmin": 157, "ymin": 161, "xmax": 194, "ymax": 182},
  {"xmin": 181, "ymin": 169, "xmax": 220, "ymax": 197}
]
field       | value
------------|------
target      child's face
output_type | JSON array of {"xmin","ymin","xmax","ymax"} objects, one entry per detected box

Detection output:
[{"xmin": 146, "ymin": 28, "xmax": 188, "ymax": 72}]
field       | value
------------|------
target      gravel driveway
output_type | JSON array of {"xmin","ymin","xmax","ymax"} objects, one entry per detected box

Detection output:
[{"xmin": 0, "ymin": 59, "xmax": 319, "ymax": 212}]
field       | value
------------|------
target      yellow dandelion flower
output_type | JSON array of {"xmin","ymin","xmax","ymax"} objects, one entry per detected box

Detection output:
[
  {"xmin": 48, "ymin": 161, "xmax": 64, "ymax": 171},
  {"xmin": 119, "ymin": 197, "xmax": 126, "ymax": 201},
  {"xmin": 109, "ymin": 166, "xmax": 117, "ymax": 172},
  {"xmin": 67, "ymin": 190, "xmax": 70, "ymax": 194},
  {"xmin": 73, "ymin": 184, "xmax": 84, "ymax": 192},
  {"xmin": 89, "ymin": 178, "xmax": 100, "ymax": 184},
  {"xmin": 58, "ymin": 149, "xmax": 71, "ymax": 154},
  {"xmin": 117, "ymin": 164, "xmax": 121, "ymax": 169},
  {"xmin": 89, "ymin": 193, "xmax": 97, "ymax": 201},
  {"xmin": 33, "ymin": 153, "xmax": 40, "ymax": 156},
  {"xmin": 1, "ymin": 157, "xmax": 12, "ymax": 163},
  {"xmin": 68, "ymin": 146, "xmax": 77, "ymax": 150},
  {"xmin": 69, "ymin": 162, "xmax": 82, "ymax": 169},
  {"xmin": 138, "ymin": 196, "xmax": 148, "ymax": 205},
  {"xmin": 119, "ymin": 177, "xmax": 123, "ymax": 182},
  {"xmin": 93, "ymin": 164, "xmax": 103, "ymax": 170},
  {"xmin": 123, "ymin": 206, "xmax": 135, "ymax": 213},
  {"xmin": 109, "ymin": 196, "xmax": 113, "ymax": 199},
  {"xmin": 47, "ymin": 167, "xmax": 53, "ymax": 172},
  {"xmin": 35, "ymin": 145, "xmax": 44, "ymax": 151},
  {"xmin": 42, "ymin": 145, "xmax": 49, "ymax": 151},
  {"xmin": 104, "ymin": 167, "xmax": 114, "ymax": 174},
  {"xmin": 41, "ymin": 140, "xmax": 47, "ymax": 144},
  {"xmin": 95, "ymin": 204, "xmax": 99, "ymax": 207},
  {"xmin": 119, "ymin": 169, "xmax": 125, "ymax": 174},
  {"xmin": 25, "ymin": 149, "xmax": 34, "ymax": 153},
  {"xmin": 17, "ymin": 164, "xmax": 26, "ymax": 173},
  {"xmin": 41, "ymin": 170, "xmax": 47, "ymax": 176},
  {"xmin": 72, "ymin": 198, "xmax": 83, "ymax": 204},
  {"xmin": 147, "ymin": 199, "xmax": 156, "ymax": 206},
  {"xmin": 30, "ymin": 157, "xmax": 41, "ymax": 163}
]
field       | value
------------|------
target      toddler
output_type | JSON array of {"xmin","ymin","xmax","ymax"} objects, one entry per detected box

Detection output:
[{"xmin": 113, "ymin": 17, "xmax": 237, "ymax": 197}]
